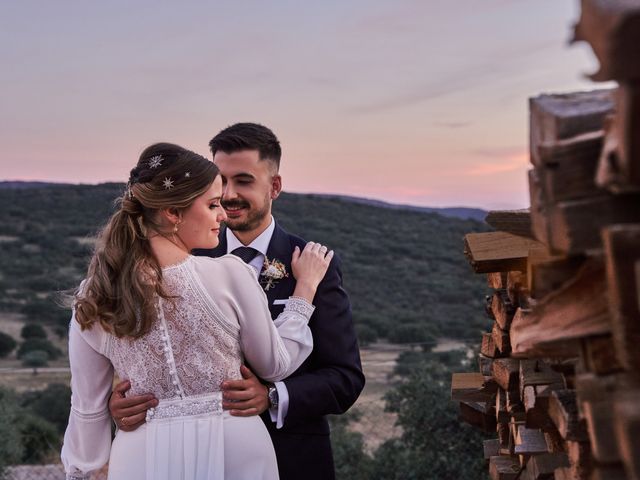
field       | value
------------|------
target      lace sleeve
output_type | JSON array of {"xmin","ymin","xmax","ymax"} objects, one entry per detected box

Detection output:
[
  {"xmin": 196, "ymin": 256, "xmax": 313, "ymax": 382},
  {"xmin": 61, "ymin": 316, "xmax": 113, "ymax": 478}
]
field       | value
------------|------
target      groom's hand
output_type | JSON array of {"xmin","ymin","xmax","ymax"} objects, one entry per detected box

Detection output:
[
  {"xmin": 221, "ymin": 365, "xmax": 269, "ymax": 416},
  {"xmin": 109, "ymin": 380, "xmax": 159, "ymax": 432}
]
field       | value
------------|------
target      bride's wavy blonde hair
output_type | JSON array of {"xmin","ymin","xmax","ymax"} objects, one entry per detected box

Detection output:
[{"xmin": 74, "ymin": 143, "xmax": 219, "ymax": 338}]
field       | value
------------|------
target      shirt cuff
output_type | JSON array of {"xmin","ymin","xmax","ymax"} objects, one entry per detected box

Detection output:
[{"xmin": 268, "ymin": 381, "xmax": 289, "ymax": 429}]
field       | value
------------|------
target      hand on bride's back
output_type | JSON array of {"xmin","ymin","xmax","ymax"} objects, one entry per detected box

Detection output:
[{"xmin": 291, "ymin": 242, "xmax": 333, "ymax": 292}]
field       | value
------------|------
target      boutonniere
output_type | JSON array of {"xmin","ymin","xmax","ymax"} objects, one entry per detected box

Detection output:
[{"xmin": 260, "ymin": 257, "xmax": 289, "ymax": 291}]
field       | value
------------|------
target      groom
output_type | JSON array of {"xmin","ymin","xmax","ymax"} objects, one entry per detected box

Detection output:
[{"xmin": 109, "ymin": 123, "xmax": 365, "ymax": 479}]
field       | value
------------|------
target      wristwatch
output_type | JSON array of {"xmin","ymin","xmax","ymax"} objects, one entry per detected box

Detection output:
[{"xmin": 267, "ymin": 383, "xmax": 279, "ymax": 409}]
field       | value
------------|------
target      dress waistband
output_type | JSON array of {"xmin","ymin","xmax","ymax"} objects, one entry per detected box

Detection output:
[{"xmin": 145, "ymin": 392, "xmax": 223, "ymax": 423}]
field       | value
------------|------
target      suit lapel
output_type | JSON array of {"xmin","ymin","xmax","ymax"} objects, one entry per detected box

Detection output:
[{"xmin": 264, "ymin": 223, "xmax": 296, "ymax": 316}]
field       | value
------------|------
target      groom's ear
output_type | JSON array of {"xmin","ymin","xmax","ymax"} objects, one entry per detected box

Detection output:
[{"xmin": 270, "ymin": 174, "xmax": 282, "ymax": 200}]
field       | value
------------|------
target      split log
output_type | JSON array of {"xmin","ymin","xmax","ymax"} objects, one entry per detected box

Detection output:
[
  {"xmin": 510, "ymin": 259, "xmax": 610, "ymax": 357},
  {"xmin": 488, "ymin": 271, "xmax": 508, "ymax": 289},
  {"xmin": 479, "ymin": 353, "xmax": 494, "ymax": 377},
  {"xmin": 596, "ymin": 87, "xmax": 640, "ymax": 193},
  {"xmin": 603, "ymin": 224, "xmax": 640, "ymax": 373},
  {"xmin": 485, "ymin": 209, "xmax": 533, "ymax": 238},
  {"xmin": 547, "ymin": 390, "xmax": 589, "ymax": 442},
  {"xmin": 573, "ymin": 0, "xmax": 640, "ymax": 81},
  {"xmin": 530, "ymin": 192, "xmax": 640, "ymax": 254},
  {"xmin": 614, "ymin": 391, "xmax": 640, "ymax": 479},
  {"xmin": 507, "ymin": 271, "xmax": 529, "ymax": 307},
  {"xmin": 526, "ymin": 453, "xmax": 569, "ymax": 479},
  {"xmin": 575, "ymin": 374, "xmax": 622, "ymax": 463},
  {"xmin": 451, "ymin": 372, "xmax": 497, "ymax": 402},
  {"xmin": 484, "ymin": 439, "xmax": 501, "ymax": 460},
  {"xmin": 459, "ymin": 401, "xmax": 497, "ymax": 432},
  {"xmin": 590, "ymin": 465, "xmax": 628, "ymax": 480},
  {"xmin": 515, "ymin": 426, "xmax": 548, "ymax": 456},
  {"xmin": 519, "ymin": 360, "xmax": 565, "ymax": 400},
  {"xmin": 523, "ymin": 384, "xmax": 560, "ymax": 431},
  {"xmin": 489, "ymin": 455, "xmax": 522, "ymax": 480},
  {"xmin": 526, "ymin": 247, "xmax": 586, "ymax": 300},
  {"xmin": 580, "ymin": 334, "xmax": 623, "ymax": 375},
  {"xmin": 565, "ymin": 440, "xmax": 593, "ymax": 480},
  {"xmin": 492, "ymin": 322, "xmax": 511, "ymax": 355},
  {"xmin": 482, "ymin": 332, "xmax": 500, "ymax": 358},
  {"xmin": 636, "ymin": 260, "xmax": 640, "ymax": 312},
  {"xmin": 535, "ymin": 131, "xmax": 604, "ymax": 203},
  {"xmin": 492, "ymin": 358, "xmax": 520, "ymax": 393},
  {"xmin": 529, "ymin": 90, "xmax": 614, "ymax": 165},
  {"xmin": 491, "ymin": 289, "xmax": 517, "ymax": 330},
  {"xmin": 464, "ymin": 231, "xmax": 542, "ymax": 274},
  {"xmin": 613, "ymin": 83, "xmax": 640, "ymax": 190},
  {"xmin": 496, "ymin": 388, "xmax": 511, "ymax": 424},
  {"xmin": 498, "ymin": 421, "xmax": 512, "ymax": 450}
]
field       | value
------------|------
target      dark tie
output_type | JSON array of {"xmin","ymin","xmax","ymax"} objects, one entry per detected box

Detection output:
[{"xmin": 231, "ymin": 246, "xmax": 260, "ymax": 264}]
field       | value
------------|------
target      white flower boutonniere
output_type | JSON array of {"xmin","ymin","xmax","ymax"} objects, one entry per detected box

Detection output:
[{"xmin": 260, "ymin": 257, "xmax": 289, "ymax": 291}]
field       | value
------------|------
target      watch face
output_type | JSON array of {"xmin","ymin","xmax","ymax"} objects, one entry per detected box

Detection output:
[{"xmin": 268, "ymin": 386, "xmax": 279, "ymax": 407}]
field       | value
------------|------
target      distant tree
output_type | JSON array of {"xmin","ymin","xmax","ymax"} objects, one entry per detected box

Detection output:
[
  {"xmin": 0, "ymin": 332, "xmax": 17, "ymax": 358},
  {"xmin": 371, "ymin": 359, "xmax": 487, "ymax": 480},
  {"xmin": 17, "ymin": 338, "xmax": 62, "ymax": 360},
  {"xmin": 21, "ymin": 384, "xmax": 71, "ymax": 435},
  {"xmin": 21, "ymin": 350, "xmax": 49, "ymax": 375},
  {"xmin": 20, "ymin": 323, "xmax": 47, "ymax": 340},
  {"xmin": 355, "ymin": 324, "xmax": 378, "ymax": 347},
  {"xmin": 329, "ymin": 412, "xmax": 374, "ymax": 480},
  {"xmin": 387, "ymin": 324, "xmax": 436, "ymax": 350}
]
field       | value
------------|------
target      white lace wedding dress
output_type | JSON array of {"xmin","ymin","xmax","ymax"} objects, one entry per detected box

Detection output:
[{"xmin": 61, "ymin": 255, "xmax": 314, "ymax": 480}]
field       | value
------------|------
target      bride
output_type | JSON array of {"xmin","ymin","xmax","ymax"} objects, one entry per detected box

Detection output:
[{"xmin": 60, "ymin": 143, "xmax": 332, "ymax": 480}]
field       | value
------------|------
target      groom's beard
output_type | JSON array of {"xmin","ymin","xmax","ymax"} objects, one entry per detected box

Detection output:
[{"xmin": 222, "ymin": 194, "xmax": 270, "ymax": 233}]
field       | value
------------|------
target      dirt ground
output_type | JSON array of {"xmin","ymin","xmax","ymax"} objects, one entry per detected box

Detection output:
[{"xmin": 347, "ymin": 343, "xmax": 407, "ymax": 454}]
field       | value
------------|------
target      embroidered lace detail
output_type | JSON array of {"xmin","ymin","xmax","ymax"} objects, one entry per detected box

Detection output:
[
  {"xmin": 146, "ymin": 393, "xmax": 223, "ymax": 422},
  {"xmin": 107, "ymin": 261, "xmax": 243, "ymax": 400},
  {"xmin": 284, "ymin": 296, "xmax": 315, "ymax": 319},
  {"xmin": 67, "ymin": 472, "xmax": 90, "ymax": 480}
]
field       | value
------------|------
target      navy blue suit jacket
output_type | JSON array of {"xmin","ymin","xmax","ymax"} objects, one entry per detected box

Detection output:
[{"xmin": 193, "ymin": 222, "xmax": 365, "ymax": 479}]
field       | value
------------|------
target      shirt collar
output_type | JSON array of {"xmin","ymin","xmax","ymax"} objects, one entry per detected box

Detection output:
[{"xmin": 225, "ymin": 215, "xmax": 275, "ymax": 256}]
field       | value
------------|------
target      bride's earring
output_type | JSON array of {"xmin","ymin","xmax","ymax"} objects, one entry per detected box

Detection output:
[{"xmin": 173, "ymin": 220, "xmax": 180, "ymax": 233}]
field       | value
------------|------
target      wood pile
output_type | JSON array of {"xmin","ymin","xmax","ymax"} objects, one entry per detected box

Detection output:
[{"xmin": 451, "ymin": 1, "xmax": 640, "ymax": 478}]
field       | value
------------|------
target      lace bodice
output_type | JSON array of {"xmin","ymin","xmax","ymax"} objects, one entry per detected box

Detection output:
[{"xmin": 106, "ymin": 259, "xmax": 243, "ymax": 399}]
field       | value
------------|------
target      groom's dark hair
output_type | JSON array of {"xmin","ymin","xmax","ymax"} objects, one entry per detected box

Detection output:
[{"xmin": 209, "ymin": 123, "xmax": 281, "ymax": 171}]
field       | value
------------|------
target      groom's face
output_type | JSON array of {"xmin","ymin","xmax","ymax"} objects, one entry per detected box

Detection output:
[{"xmin": 213, "ymin": 149, "xmax": 281, "ymax": 233}]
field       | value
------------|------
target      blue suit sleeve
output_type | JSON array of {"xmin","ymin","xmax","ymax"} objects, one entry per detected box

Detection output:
[{"xmin": 281, "ymin": 255, "xmax": 365, "ymax": 426}]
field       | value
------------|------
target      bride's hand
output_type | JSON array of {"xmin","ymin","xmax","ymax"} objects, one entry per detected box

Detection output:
[{"xmin": 290, "ymin": 242, "xmax": 334, "ymax": 302}]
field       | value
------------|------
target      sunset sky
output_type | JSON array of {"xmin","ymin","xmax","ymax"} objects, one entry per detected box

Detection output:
[{"xmin": 0, "ymin": 1, "xmax": 611, "ymax": 209}]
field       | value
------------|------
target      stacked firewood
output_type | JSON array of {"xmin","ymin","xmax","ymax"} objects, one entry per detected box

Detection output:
[{"xmin": 451, "ymin": 1, "xmax": 640, "ymax": 479}]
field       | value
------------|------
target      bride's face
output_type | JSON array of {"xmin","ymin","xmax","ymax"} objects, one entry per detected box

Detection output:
[{"xmin": 177, "ymin": 175, "xmax": 226, "ymax": 250}]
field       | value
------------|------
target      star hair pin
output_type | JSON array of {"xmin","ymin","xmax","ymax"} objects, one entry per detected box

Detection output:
[
  {"xmin": 162, "ymin": 177, "xmax": 174, "ymax": 189},
  {"xmin": 149, "ymin": 155, "xmax": 163, "ymax": 169}
]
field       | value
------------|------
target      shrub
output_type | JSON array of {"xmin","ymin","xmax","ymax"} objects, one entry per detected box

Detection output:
[
  {"xmin": 21, "ymin": 323, "xmax": 47, "ymax": 340},
  {"xmin": 21, "ymin": 350, "xmax": 49, "ymax": 374},
  {"xmin": 16, "ymin": 413, "xmax": 60, "ymax": 464},
  {"xmin": 355, "ymin": 324, "xmax": 378, "ymax": 347},
  {"xmin": 17, "ymin": 339, "xmax": 62, "ymax": 360},
  {"xmin": 21, "ymin": 384, "xmax": 71, "ymax": 435},
  {"xmin": 0, "ymin": 332, "xmax": 17, "ymax": 358},
  {"xmin": 0, "ymin": 388, "xmax": 24, "ymax": 473}
]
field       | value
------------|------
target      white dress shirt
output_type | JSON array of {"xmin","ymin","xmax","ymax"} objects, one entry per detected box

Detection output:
[{"xmin": 225, "ymin": 216, "xmax": 291, "ymax": 428}]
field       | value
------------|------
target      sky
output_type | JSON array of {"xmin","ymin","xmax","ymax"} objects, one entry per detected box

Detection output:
[{"xmin": 0, "ymin": 1, "xmax": 611, "ymax": 209}]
